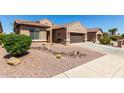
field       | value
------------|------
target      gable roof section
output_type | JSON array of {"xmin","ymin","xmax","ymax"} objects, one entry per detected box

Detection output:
[
  {"xmin": 63, "ymin": 21, "xmax": 87, "ymax": 33},
  {"xmin": 87, "ymin": 28, "xmax": 103, "ymax": 33},
  {"xmin": 15, "ymin": 19, "xmax": 50, "ymax": 28},
  {"xmin": 0, "ymin": 22, "xmax": 3, "ymax": 33},
  {"xmin": 39, "ymin": 19, "xmax": 66, "ymax": 30}
]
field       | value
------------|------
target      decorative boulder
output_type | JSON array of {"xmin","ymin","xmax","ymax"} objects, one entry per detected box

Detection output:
[
  {"xmin": 7, "ymin": 57, "xmax": 22, "ymax": 66},
  {"xmin": 73, "ymin": 51, "xmax": 77, "ymax": 55}
]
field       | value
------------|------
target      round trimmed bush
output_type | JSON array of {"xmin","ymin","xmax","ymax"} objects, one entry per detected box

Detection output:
[{"xmin": 2, "ymin": 34, "xmax": 32, "ymax": 56}]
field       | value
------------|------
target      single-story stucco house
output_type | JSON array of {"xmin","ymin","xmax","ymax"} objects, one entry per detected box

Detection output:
[
  {"xmin": 14, "ymin": 19, "xmax": 87, "ymax": 44},
  {"xmin": 87, "ymin": 28, "xmax": 103, "ymax": 42},
  {"xmin": 0, "ymin": 22, "xmax": 3, "ymax": 33}
]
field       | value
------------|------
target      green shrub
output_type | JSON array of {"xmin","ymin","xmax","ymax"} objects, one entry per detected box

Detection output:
[
  {"xmin": 2, "ymin": 34, "xmax": 32, "ymax": 56},
  {"xmin": 100, "ymin": 37, "xmax": 111, "ymax": 45},
  {"xmin": 110, "ymin": 36, "xmax": 119, "ymax": 41},
  {"xmin": 103, "ymin": 32, "xmax": 109, "ymax": 37}
]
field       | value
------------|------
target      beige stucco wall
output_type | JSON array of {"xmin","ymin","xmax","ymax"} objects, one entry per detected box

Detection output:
[
  {"xmin": 39, "ymin": 31, "xmax": 47, "ymax": 41},
  {"xmin": 52, "ymin": 28, "xmax": 66, "ymax": 43},
  {"xmin": 20, "ymin": 29, "xmax": 30, "ymax": 36},
  {"xmin": 96, "ymin": 30, "xmax": 103, "ymax": 35},
  {"xmin": 96, "ymin": 31, "xmax": 103, "ymax": 41}
]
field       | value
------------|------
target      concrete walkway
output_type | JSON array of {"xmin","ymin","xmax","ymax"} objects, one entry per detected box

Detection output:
[{"xmin": 52, "ymin": 42, "xmax": 124, "ymax": 78}]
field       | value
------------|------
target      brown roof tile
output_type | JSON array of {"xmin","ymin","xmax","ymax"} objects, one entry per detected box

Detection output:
[
  {"xmin": 15, "ymin": 19, "xmax": 50, "ymax": 27},
  {"xmin": 87, "ymin": 28, "xmax": 103, "ymax": 33},
  {"xmin": 52, "ymin": 25, "xmax": 65, "ymax": 30},
  {"xmin": 63, "ymin": 21, "xmax": 80, "ymax": 27}
]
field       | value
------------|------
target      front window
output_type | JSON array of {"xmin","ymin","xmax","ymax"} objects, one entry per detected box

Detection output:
[{"xmin": 30, "ymin": 29, "xmax": 40, "ymax": 40}]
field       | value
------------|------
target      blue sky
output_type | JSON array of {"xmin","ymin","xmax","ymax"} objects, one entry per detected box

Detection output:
[{"xmin": 0, "ymin": 15, "xmax": 124, "ymax": 34}]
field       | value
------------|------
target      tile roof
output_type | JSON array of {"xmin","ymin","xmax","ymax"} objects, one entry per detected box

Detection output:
[
  {"xmin": 87, "ymin": 28, "xmax": 102, "ymax": 33},
  {"xmin": 52, "ymin": 25, "xmax": 65, "ymax": 30},
  {"xmin": 15, "ymin": 19, "xmax": 50, "ymax": 27},
  {"xmin": 15, "ymin": 19, "xmax": 66, "ymax": 30},
  {"xmin": 63, "ymin": 21, "xmax": 80, "ymax": 27}
]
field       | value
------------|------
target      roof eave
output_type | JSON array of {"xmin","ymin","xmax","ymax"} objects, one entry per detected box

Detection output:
[
  {"xmin": 52, "ymin": 27, "xmax": 66, "ymax": 30},
  {"xmin": 15, "ymin": 22, "xmax": 50, "ymax": 28}
]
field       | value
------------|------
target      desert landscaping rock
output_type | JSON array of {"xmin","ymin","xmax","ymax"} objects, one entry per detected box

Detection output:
[
  {"xmin": 56, "ymin": 54, "xmax": 62, "ymax": 59},
  {"xmin": 0, "ymin": 44, "xmax": 104, "ymax": 78},
  {"xmin": 7, "ymin": 57, "xmax": 22, "ymax": 66}
]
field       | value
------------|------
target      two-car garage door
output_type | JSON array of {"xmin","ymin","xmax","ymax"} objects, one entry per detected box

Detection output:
[{"xmin": 70, "ymin": 33, "xmax": 84, "ymax": 43}]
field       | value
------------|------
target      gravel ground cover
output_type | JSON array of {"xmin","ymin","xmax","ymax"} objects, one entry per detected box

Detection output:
[{"xmin": 0, "ymin": 43, "xmax": 104, "ymax": 78}]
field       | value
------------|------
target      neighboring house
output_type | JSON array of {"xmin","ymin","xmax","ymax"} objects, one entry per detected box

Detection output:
[
  {"xmin": 0, "ymin": 21, "xmax": 3, "ymax": 33},
  {"xmin": 14, "ymin": 19, "xmax": 87, "ymax": 44},
  {"xmin": 87, "ymin": 28, "xmax": 103, "ymax": 42}
]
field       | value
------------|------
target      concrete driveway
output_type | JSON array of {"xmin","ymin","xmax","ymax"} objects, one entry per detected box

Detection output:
[{"xmin": 53, "ymin": 42, "xmax": 124, "ymax": 78}]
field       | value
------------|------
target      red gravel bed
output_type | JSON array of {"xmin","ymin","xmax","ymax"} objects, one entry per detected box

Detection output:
[{"xmin": 0, "ymin": 44, "xmax": 104, "ymax": 78}]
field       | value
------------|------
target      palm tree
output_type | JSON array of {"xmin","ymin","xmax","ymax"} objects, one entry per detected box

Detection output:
[{"xmin": 108, "ymin": 28, "xmax": 118, "ymax": 36}]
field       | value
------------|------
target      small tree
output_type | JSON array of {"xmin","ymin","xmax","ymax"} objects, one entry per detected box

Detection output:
[
  {"xmin": 108, "ymin": 28, "xmax": 118, "ymax": 36},
  {"xmin": 100, "ymin": 32, "xmax": 111, "ymax": 45}
]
